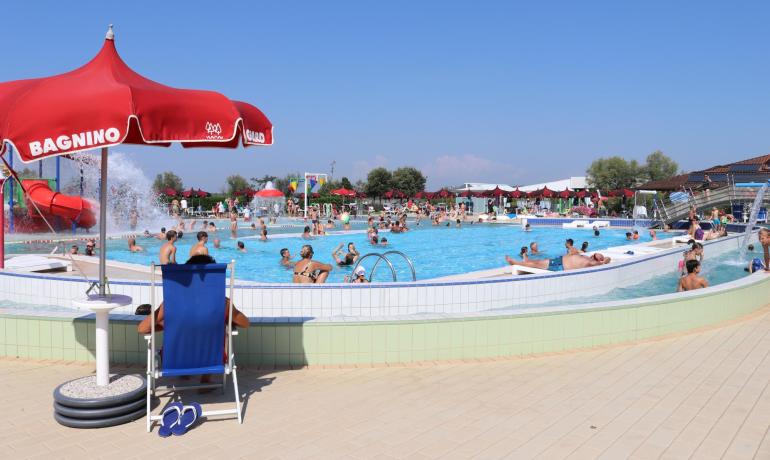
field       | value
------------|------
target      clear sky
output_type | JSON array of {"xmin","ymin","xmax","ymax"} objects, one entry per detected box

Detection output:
[{"xmin": 3, "ymin": 1, "xmax": 770, "ymax": 190}]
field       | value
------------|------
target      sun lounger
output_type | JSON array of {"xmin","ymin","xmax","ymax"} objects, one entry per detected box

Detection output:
[
  {"xmin": 145, "ymin": 261, "xmax": 243, "ymax": 432},
  {"xmin": 5, "ymin": 255, "xmax": 70, "ymax": 273}
]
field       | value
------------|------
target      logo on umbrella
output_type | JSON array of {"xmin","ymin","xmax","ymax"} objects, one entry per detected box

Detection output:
[
  {"xmin": 245, "ymin": 128, "xmax": 266, "ymax": 144},
  {"xmin": 205, "ymin": 121, "xmax": 223, "ymax": 139}
]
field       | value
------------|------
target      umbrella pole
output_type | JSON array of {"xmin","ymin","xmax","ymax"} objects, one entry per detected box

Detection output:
[{"xmin": 99, "ymin": 147, "xmax": 108, "ymax": 296}]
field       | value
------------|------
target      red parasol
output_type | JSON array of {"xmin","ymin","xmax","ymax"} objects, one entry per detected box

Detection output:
[
  {"xmin": 457, "ymin": 190, "xmax": 474, "ymax": 198},
  {"xmin": 330, "ymin": 187, "xmax": 356, "ymax": 197},
  {"xmin": 487, "ymin": 186, "xmax": 505, "ymax": 198},
  {"xmin": 558, "ymin": 189, "xmax": 572, "ymax": 199},
  {"xmin": 255, "ymin": 188, "xmax": 283, "ymax": 198},
  {"xmin": 510, "ymin": 187, "xmax": 522, "ymax": 199},
  {"xmin": 180, "ymin": 188, "xmax": 196, "ymax": 198},
  {"xmin": 575, "ymin": 190, "xmax": 587, "ymax": 198},
  {"xmin": 539, "ymin": 186, "xmax": 554, "ymax": 198},
  {"xmin": 196, "ymin": 189, "xmax": 211, "ymax": 198},
  {"xmin": 162, "ymin": 187, "xmax": 178, "ymax": 197},
  {"xmin": 413, "ymin": 191, "xmax": 426, "ymax": 199},
  {"xmin": 434, "ymin": 189, "xmax": 452, "ymax": 199}
]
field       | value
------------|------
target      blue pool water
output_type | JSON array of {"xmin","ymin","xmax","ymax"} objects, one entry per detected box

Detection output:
[{"xmin": 66, "ymin": 223, "xmax": 671, "ymax": 283}]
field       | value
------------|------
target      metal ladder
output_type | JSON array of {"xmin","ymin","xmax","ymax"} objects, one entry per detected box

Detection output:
[{"xmin": 350, "ymin": 251, "xmax": 417, "ymax": 282}]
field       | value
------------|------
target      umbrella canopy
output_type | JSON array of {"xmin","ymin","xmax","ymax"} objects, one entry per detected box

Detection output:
[
  {"xmin": 383, "ymin": 189, "xmax": 406, "ymax": 199},
  {"xmin": 196, "ymin": 189, "xmax": 211, "ymax": 198},
  {"xmin": 538, "ymin": 186, "xmax": 554, "ymax": 198},
  {"xmin": 356, "ymin": 191, "xmax": 367, "ymax": 198},
  {"xmin": 457, "ymin": 190, "xmax": 474, "ymax": 198},
  {"xmin": 330, "ymin": 187, "xmax": 356, "ymax": 197},
  {"xmin": 0, "ymin": 27, "xmax": 272, "ymax": 162},
  {"xmin": 575, "ymin": 190, "xmax": 587, "ymax": 198},
  {"xmin": 413, "ymin": 191, "xmax": 426, "ymax": 199},
  {"xmin": 255, "ymin": 188, "xmax": 283, "ymax": 198},
  {"xmin": 434, "ymin": 189, "xmax": 452, "ymax": 198},
  {"xmin": 487, "ymin": 186, "xmax": 506, "ymax": 198},
  {"xmin": 180, "ymin": 188, "xmax": 197, "ymax": 198},
  {"xmin": 510, "ymin": 187, "xmax": 522, "ymax": 199},
  {"xmin": 161, "ymin": 187, "xmax": 178, "ymax": 197},
  {"xmin": 558, "ymin": 189, "xmax": 572, "ymax": 199}
]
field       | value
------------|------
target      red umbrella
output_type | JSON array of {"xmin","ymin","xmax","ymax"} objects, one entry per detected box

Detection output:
[
  {"xmin": 0, "ymin": 26, "xmax": 273, "ymax": 289},
  {"xmin": 330, "ymin": 187, "xmax": 356, "ymax": 197},
  {"xmin": 620, "ymin": 188, "xmax": 635, "ymax": 198},
  {"xmin": 356, "ymin": 191, "xmax": 367, "ymax": 198},
  {"xmin": 162, "ymin": 187, "xmax": 178, "ymax": 197},
  {"xmin": 558, "ymin": 189, "xmax": 572, "ymax": 199},
  {"xmin": 196, "ymin": 189, "xmax": 211, "ymax": 198},
  {"xmin": 255, "ymin": 188, "xmax": 284, "ymax": 198},
  {"xmin": 180, "ymin": 188, "xmax": 196, "ymax": 198},
  {"xmin": 539, "ymin": 186, "xmax": 554, "ymax": 198},
  {"xmin": 434, "ymin": 189, "xmax": 452, "ymax": 198},
  {"xmin": 575, "ymin": 190, "xmax": 587, "ymax": 198},
  {"xmin": 457, "ymin": 190, "xmax": 473, "ymax": 198},
  {"xmin": 413, "ymin": 191, "xmax": 426, "ymax": 199},
  {"xmin": 510, "ymin": 187, "xmax": 522, "ymax": 199},
  {"xmin": 488, "ymin": 186, "xmax": 505, "ymax": 198}
]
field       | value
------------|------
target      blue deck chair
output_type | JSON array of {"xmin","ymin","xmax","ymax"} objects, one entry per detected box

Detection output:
[
  {"xmin": 731, "ymin": 204, "xmax": 744, "ymax": 223},
  {"xmin": 145, "ymin": 261, "xmax": 242, "ymax": 432}
]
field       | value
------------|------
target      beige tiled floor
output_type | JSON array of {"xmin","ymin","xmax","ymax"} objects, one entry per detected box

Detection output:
[{"xmin": 3, "ymin": 306, "xmax": 770, "ymax": 459}]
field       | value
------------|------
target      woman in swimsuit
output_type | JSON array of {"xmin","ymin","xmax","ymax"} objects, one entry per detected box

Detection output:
[{"xmin": 293, "ymin": 245, "xmax": 332, "ymax": 284}]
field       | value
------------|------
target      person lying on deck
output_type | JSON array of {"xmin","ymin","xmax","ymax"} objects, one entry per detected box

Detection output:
[{"xmin": 505, "ymin": 252, "xmax": 611, "ymax": 272}]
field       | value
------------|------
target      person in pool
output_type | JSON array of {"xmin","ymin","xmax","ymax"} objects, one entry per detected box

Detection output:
[
  {"xmin": 190, "ymin": 231, "xmax": 209, "ymax": 257},
  {"xmin": 594, "ymin": 229, "xmax": 600, "ymax": 237},
  {"xmin": 70, "ymin": 245, "xmax": 79, "ymax": 255},
  {"xmin": 332, "ymin": 242, "xmax": 358, "ymax": 265},
  {"xmin": 625, "ymin": 232, "xmax": 633, "ymax": 241},
  {"xmin": 127, "ymin": 238, "xmax": 144, "ymax": 252},
  {"xmin": 529, "ymin": 242, "xmax": 540, "ymax": 255},
  {"xmin": 293, "ymin": 245, "xmax": 332, "ymax": 284},
  {"xmin": 159, "ymin": 230, "xmax": 178, "ymax": 264},
  {"xmin": 352, "ymin": 266, "xmax": 369, "ymax": 283},
  {"xmin": 580, "ymin": 241, "xmax": 589, "ymax": 253},
  {"xmin": 678, "ymin": 260, "xmax": 708, "ymax": 291},
  {"xmin": 237, "ymin": 241, "xmax": 246, "ymax": 253},
  {"xmin": 759, "ymin": 228, "xmax": 770, "ymax": 271},
  {"xmin": 649, "ymin": 229, "xmax": 657, "ymax": 240},
  {"xmin": 280, "ymin": 248, "xmax": 294, "ymax": 267},
  {"xmin": 260, "ymin": 227, "xmax": 268, "ymax": 241},
  {"xmin": 302, "ymin": 226, "xmax": 313, "ymax": 239},
  {"xmin": 632, "ymin": 230, "xmax": 640, "ymax": 240},
  {"xmin": 565, "ymin": 238, "xmax": 580, "ymax": 255},
  {"xmin": 505, "ymin": 252, "xmax": 611, "ymax": 272}
]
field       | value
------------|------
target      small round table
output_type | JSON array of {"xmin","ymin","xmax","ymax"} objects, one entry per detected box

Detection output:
[{"xmin": 73, "ymin": 294, "xmax": 132, "ymax": 386}]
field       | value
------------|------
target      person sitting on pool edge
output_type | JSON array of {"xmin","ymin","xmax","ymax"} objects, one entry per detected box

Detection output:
[
  {"xmin": 293, "ymin": 245, "xmax": 332, "ymax": 283},
  {"xmin": 678, "ymin": 259, "xmax": 708, "ymax": 291},
  {"xmin": 505, "ymin": 252, "xmax": 611, "ymax": 272},
  {"xmin": 137, "ymin": 254, "xmax": 250, "ymax": 385}
]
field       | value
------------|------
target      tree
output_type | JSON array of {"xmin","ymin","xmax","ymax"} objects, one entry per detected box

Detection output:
[
  {"xmin": 643, "ymin": 150, "xmax": 678, "ymax": 183},
  {"xmin": 364, "ymin": 167, "xmax": 392, "ymax": 198},
  {"xmin": 152, "ymin": 171, "xmax": 183, "ymax": 192},
  {"xmin": 226, "ymin": 174, "xmax": 250, "ymax": 195},
  {"xmin": 250, "ymin": 174, "xmax": 277, "ymax": 189},
  {"xmin": 586, "ymin": 156, "xmax": 641, "ymax": 190},
  {"xmin": 391, "ymin": 167, "xmax": 427, "ymax": 197},
  {"xmin": 340, "ymin": 177, "xmax": 353, "ymax": 189}
]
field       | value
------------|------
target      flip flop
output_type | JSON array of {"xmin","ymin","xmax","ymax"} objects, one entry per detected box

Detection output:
[
  {"xmin": 171, "ymin": 402, "xmax": 202, "ymax": 436},
  {"xmin": 158, "ymin": 402, "xmax": 184, "ymax": 438}
]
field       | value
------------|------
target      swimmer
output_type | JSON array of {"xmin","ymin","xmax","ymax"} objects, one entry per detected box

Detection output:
[
  {"xmin": 70, "ymin": 245, "xmax": 79, "ymax": 255},
  {"xmin": 237, "ymin": 241, "xmax": 246, "ymax": 253},
  {"xmin": 230, "ymin": 213, "xmax": 238, "ymax": 239},
  {"xmin": 649, "ymin": 229, "xmax": 657, "ymax": 240},
  {"xmin": 292, "ymin": 245, "xmax": 332, "ymax": 284},
  {"xmin": 580, "ymin": 241, "xmax": 589, "ymax": 253},
  {"xmin": 594, "ymin": 229, "xmax": 600, "ymax": 237},
  {"xmin": 302, "ymin": 226, "xmax": 313, "ymax": 239},
  {"xmin": 625, "ymin": 232, "xmax": 632, "ymax": 240},
  {"xmin": 678, "ymin": 260, "xmax": 708, "ymax": 291},
  {"xmin": 280, "ymin": 248, "xmax": 294, "ymax": 267},
  {"xmin": 128, "ymin": 238, "xmax": 144, "ymax": 252},
  {"xmin": 759, "ymin": 228, "xmax": 770, "ymax": 270},
  {"xmin": 632, "ymin": 230, "xmax": 640, "ymax": 240},
  {"xmin": 190, "ymin": 231, "xmax": 209, "ymax": 257},
  {"xmin": 208, "ymin": 222, "xmax": 217, "ymax": 233},
  {"xmin": 351, "ymin": 266, "xmax": 369, "ymax": 283},
  {"xmin": 524, "ymin": 223, "xmax": 532, "ymax": 231},
  {"xmin": 505, "ymin": 252, "xmax": 611, "ymax": 272},
  {"xmin": 529, "ymin": 242, "xmax": 540, "ymax": 254},
  {"xmin": 380, "ymin": 237, "xmax": 388, "ymax": 246},
  {"xmin": 325, "ymin": 219, "xmax": 335, "ymax": 229},
  {"xmin": 159, "ymin": 230, "xmax": 178, "ymax": 264},
  {"xmin": 565, "ymin": 238, "xmax": 580, "ymax": 255},
  {"xmin": 332, "ymin": 243, "xmax": 358, "ymax": 266},
  {"xmin": 143, "ymin": 230, "xmax": 151, "ymax": 238},
  {"xmin": 85, "ymin": 240, "xmax": 96, "ymax": 256},
  {"xmin": 260, "ymin": 227, "xmax": 268, "ymax": 241},
  {"xmin": 213, "ymin": 237, "xmax": 221, "ymax": 249},
  {"xmin": 157, "ymin": 227, "xmax": 167, "ymax": 240}
]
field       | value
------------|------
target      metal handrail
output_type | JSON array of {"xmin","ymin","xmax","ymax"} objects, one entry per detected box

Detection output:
[
  {"xmin": 350, "ymin": 253, "xmax": 397, "ymax": 282},
  {"xmin": 371, "ymin": 251, "xmax": 417, "ymax": 282}
]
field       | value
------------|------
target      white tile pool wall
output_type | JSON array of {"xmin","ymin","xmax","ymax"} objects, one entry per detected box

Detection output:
[{"xmin": 0, "ymin": 234, "xmax": 748, "ymax": 319}]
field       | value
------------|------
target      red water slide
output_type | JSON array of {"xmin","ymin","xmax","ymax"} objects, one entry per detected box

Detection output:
[{"xmin": 21, "ymin": 180, "xmax": 96, "ymax": 230}]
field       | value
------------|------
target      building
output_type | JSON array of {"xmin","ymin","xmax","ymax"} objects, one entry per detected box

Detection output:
[{"xmin": 639, "ymin": 154, "xmax": 770, "ymax": 191}]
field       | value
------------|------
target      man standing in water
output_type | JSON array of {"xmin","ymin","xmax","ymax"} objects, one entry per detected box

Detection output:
[
  {"xmin": 159, "ymin": 230, "xmax": 178, "ymax": 264},
  {"xmin": 678, "ymin": 260, "xmax": 709, "ymax": 291},
  {"xmin": 190, "ymin": 231, "xmax": 209, "ymax": 257}
]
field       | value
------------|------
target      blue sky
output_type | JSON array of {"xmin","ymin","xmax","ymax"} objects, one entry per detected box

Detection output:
[{"xmin": 4, "ymin": 1, "xmax": 770, "ymax": 190}]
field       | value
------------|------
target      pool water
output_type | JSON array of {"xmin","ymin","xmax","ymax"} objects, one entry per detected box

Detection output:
[
  {"xmin": 63, "ymin": 223, "xmax": 669, "ymax": 283},
  {"xmin": 515, "ymin": 248, "xmax": 756, "ymax": 310}
]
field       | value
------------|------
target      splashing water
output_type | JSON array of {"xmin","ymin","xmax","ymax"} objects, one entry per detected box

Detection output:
[
  {"xmin": 738, "ymin": 182, "xmax": 768, "ymax": 260},
  {"xmin": 71, "ymin": 152, "xmax": 174, "ymax": 233}
]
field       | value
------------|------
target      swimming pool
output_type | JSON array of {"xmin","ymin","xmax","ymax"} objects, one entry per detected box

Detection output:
[{"xmin": 42, "ymin": 223, "xmax": 672, "ymax": 283}]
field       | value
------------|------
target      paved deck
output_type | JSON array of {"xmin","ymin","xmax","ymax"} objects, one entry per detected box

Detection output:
[{"xmin": 3, "ymin": 306, "xmax": 770, "ymax": 459}]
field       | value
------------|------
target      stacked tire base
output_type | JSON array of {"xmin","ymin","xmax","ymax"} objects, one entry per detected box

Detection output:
[{"xmin": 53, "ymin": 376, "xmax": 147, "ymax": 428}]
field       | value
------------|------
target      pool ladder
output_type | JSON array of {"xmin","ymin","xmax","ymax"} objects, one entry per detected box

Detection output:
[{"xmin": 350, "ymin": 251, "xmax": 417, "ymax": 282}]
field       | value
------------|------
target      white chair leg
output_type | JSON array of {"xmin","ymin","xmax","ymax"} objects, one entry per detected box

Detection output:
[
  {"xmin": 146, "ymin": 375, "xmax": 152, "ymax": 433},
  {"xmin": 222, "ymin": 370, "xmax": 228, "ymax": 395},
  {"xmin": 232, "ymin": 366, "xmax": 242, "ymax": 424}
]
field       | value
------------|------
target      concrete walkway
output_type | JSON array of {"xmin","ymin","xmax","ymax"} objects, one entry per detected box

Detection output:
[{"xmin": 3, "ymin": 306, "xmax": 770, "ymax": 459}]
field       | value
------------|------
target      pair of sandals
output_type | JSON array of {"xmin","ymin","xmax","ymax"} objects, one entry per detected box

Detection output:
[{"xmin": 158, "ymin": 402, "xmax": 202, "ymax": 437}]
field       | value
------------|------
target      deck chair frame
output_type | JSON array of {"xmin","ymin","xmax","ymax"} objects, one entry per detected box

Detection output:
[{"xmin": 145, "ymin": 260, "xmax": 243, "ymax": 432}]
